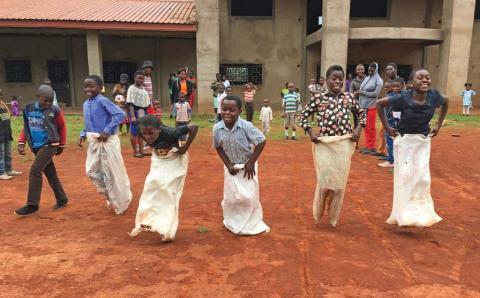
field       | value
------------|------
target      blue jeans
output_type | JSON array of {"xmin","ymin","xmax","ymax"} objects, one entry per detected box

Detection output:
[
  {"xmin": 385, "ymin": 133, "xmax": 394, "ymax": 164},
  {"xmin": 0, "ymin": 140, "xmax": 12, "ymax": 174}
]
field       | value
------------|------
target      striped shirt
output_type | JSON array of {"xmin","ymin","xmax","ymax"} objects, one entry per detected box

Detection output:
[
  {"xmin": 213, "ymin": 117, "xmax": 265, "ymax": 164},
  {"xmin": 282, "ymin": 93, "xmax": 299, "ymax": 113},
  {"xmin": 244, "ymin": 90, "xmax": 256, "ymax": 103},
  {"xmin": 175, "ymin": 101, "xmax": 191, "ymax": 123},
  {"xmin": 143, "ymin": 75, "xmax": 153, "ymax": 100}
]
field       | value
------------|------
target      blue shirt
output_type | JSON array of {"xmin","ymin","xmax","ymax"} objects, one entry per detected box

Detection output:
[
  {"xmin": 283, "ymin": 93, "xmax": 299, "ymax": 113},
  {"xmin": 213, "ymin": 117, "xmax": 265, "ymax": 164},
  {"xmin": 80, "ymin": 94, "xmax": 125, "ymax": 137},
  {"xmin": 461, "ymin": 89, "xmax": 476, "ymax": 106},
  {"xmin": 388, "ymin": 89, "xmax": 445, "ymax": 136},
  {"xmin": 27, "ymin": 102, "xmax": 48, "ymax": 149}
]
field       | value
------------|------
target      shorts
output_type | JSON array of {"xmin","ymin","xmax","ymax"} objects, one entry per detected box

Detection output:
[
  {"xmin": 284, "ymin": 112, "xmax": 297, "ymax": 128},
  {"xmin": 130, "ymin": 108, "xmax": 147, "ymax": 137}
]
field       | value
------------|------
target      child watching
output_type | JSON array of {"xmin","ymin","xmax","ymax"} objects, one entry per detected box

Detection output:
[
  {"xmin": 282, "ymin": 82, "xmax": 300, "ymax": 140},
  {"xmin": 377, "ymin": 68, "xmax": 449, "ymax": 227},
  {"xmin": 299, "ymin": 65, "xmax": 365, "ymax": 227},
  {"xmin": 112, "ymin": 73, "xmax": 130, "ymax": 135},
  {"xmin": 173, "ymin": 93, "xmax": 192, "ymax": 143},
  {"xmin": 461, "ymin": 83, "xmax": 476, "ymax": 116},
  {"xmin": 378, "ymin": 78, "xmax": 404, "ymax": 169},
  {"xmin": 0, "ymin": 91, "xmax": 22, "ymax": 180},
  {"xmin": 10, "ymin": 96, "xmax": 20, "ymax": 117},
  {"xmin": 127, "ymin": 70, "xmax": 151, "ymax": 158},
  {"xmin": 15, "ymin": 85, "xmax": 67, "ymax": 216},
  {"xmin": 259, "ymin": 99, "xmax": 273, "ymax": 135},
  {"xmin": 152, "ymin": 100, "xmax": 163, "ymax": 121},
  {"xmin": 213, "ymin": 95, "xmax": 270, "ymax": 235},
  {"xmin": 79, "ymin": 75, "xmax": 132, "ymax": 215},
  {"xmin": 244, "ymin": 83, "xmax": 257, "ymax": 122},
  {"xmin": 130, "ymin": 115, "xmax": 198, "ymax": 242},
  {"xmin": 216, "ymin": 85, "xmax": 226, "ymax": 122}
]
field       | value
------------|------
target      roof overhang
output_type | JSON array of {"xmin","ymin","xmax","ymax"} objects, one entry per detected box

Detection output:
[{"xmin": 0, "ymin": 20, "xmax": 196, "ymax": 32}]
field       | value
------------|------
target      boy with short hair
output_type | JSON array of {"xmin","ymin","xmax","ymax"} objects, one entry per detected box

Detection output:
[
  {"xmin": 174, "ymin": 92, "xmax": 192, "ymax": 127},
  {"xmin": 259, "ymin": 99, "xmax": 273, "ymax": 135},
  {"xmin": 130, "ymin": 115, "xmax": 198, "ymax": 242},
  {"xmin": 79, "ymin": 75, "xmax": 132, "ymax": 215},
  {"xmin": 299, "ymin": 65, "xmax": 366, "ymax": 227},
  {"xmin": 213, "ymin": 95, "xmax": 270, "ymax": 235},
  {"xmin": 15, "ymin": 85, "xmax": 68, "ymax": 216},
  {"xmin": 282, "ymin": 83, "xmax": 300, "ymax": 140}
]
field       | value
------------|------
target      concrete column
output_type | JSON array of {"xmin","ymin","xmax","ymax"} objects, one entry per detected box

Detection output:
[
  {"xmin": 438, "ymin": 0, "xmax": 475, "ymax": 111},
  {"xmin": 195, "ymin": 0, "xmax": 219, "ymax": 114},
  {"xmin": 320, "ymin": 0, "xmax": 350, "ymax": 78},
  {"xmin": 86, "ymin": 30, "xmax": 103, "ymax": 76}
]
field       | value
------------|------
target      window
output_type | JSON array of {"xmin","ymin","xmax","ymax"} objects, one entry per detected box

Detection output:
[
  {"xmin": 231, "ymin": 0, "xmax": 273, "ymax": 17},
  {"xmin": 4, "ymin": 60, "xmax": 32, "ymax": 83},
  {"xmin": 350, "ymin": 0, "xmax": 389, "ymax": 18},
  {"xmin": 220, "ymin": 64, "xmax": 263, "ymax": 85},
  {"xmin": 103, "ymin": 61, "xmax": 137, "ymax": 84},
  {"xmin": 307, "ymin": 0, "xmax": 323, "ymax": 35}
]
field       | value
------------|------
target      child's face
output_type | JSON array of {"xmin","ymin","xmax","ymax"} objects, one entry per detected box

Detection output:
[
  {"xmin": 327, "ymin": 70, "xmax": 344, "ymax": 94},
  {"xmin": 385, "ymin": 65, "xmax": 397, "ymax": 79},
  {"xmin": 406, "ymin": 81, "xmax": 413, "ymax": 90},
  {"xmin": 218, "ymin": 87, "xmax": 225, "ymax": 94},
  {"xmin": 120, "ymin": 78, "xmax": 128, "ymax": 85},
  {"xmin": 263, "ymin": 100, "xmax": 269, "ymax": 107},
  {"xmin": 347, "ymin": 73, "xmax": 353, "ymax": 80},
  {"xmin": 37, "ymin": 95, "xmax": 53, "ymax": 108},
  {"xmin": 309, "ymin": 79, "xmax": 315, "ymax": 85},
  {"xmin": 466, "ymin": 84, "xmax": 472, "ymax": 90},
  {"xmin": 221, "ymin": 99, "xmax": 241, "ymax": 126},
  {"xmin": 179, "ymin": 71, "xmax": 187, "ymax": 80},
  {"xmin": 368, "ymin": 66, "xmax": 376, "ymax": 76},
  {"xmin": 226, "ymin": 87, "xmax": 233, "ymax": 95},
  {"xmin": 384, "ymin": 82, "xmax": 392, "ymax": 93},
  {"xmin": 179, "ymin": 93, "xmax": 186, "ymax": 102},
  {"xmin": 246, "ymin": 84, "xmax": 252, "ymax": 91},
  {"xmin": 84, "ymin": 79, "xmax": 101, "ymax": 98},
  {"xmin": 288, "ymin": 83, "xmax": 295, "ymax": 93},
  {"xmin": 141, "ymin": 126, "xmax": 161, "ymax": 145},
  {"xmin": 356, "ymin": 65, "xmax": 365, "ymax": 77},
  {"xmin": 319, "ymin": 78, "xmax": 325, "ymax": 85},
  {"xmin": 143, "ymin": 67, "xmax": 153, "ymax": 76},
  {"xmin": 412, "ymin": 70, "xmax": 431, "ymax": 93},
  {"xmin": 135, "ymin": 74, "xmax": 145, "ymax": 86},
  {"xmin": 391, "ymin": 82, "xmax": 403, "ymax": 93}
]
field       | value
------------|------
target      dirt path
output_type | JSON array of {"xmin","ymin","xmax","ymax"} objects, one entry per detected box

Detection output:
[{"xmin": 0, "ymin": 127, "xmax": 479, "ymax": 297}]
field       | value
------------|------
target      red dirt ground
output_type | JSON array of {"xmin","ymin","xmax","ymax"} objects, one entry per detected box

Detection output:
[{"xmin": 1, "ymin": 127, "xmax": 479, "ymax": 297}]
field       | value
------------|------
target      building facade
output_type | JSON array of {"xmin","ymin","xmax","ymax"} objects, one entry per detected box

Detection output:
[{"xmin": 0, "ymin": 0, "xmax": 479, "ymax": 113}]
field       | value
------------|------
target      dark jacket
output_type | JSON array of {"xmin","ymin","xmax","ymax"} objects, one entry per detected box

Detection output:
[
  {"xmin": 171, "ymin": 79, "xmax": 194, "ymax": 103},
  {"xmin": 18, "ymin": 102, "xmax": 67, "ymax": 149}
]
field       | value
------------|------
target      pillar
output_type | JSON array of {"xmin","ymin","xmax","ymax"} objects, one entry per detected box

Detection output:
[
  {"xmin": 320, "ymin": 0, "xmax": 350, "ymax": 77},
  {"xmin": 438, "ymin": 0, "xmax": 475, "ymax": 111},
  {"xmin": 86, "ymin": 30, "xmax": 103, "ymax": 76},
  {"xmin": 195, "ymin": 0, "xmax": 219, "ymax": 114}
]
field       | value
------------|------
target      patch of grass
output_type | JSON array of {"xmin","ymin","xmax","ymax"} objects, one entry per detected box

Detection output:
[{"xmin": 198, "ymin": 226, "xmax": 208, "ymax": 234}]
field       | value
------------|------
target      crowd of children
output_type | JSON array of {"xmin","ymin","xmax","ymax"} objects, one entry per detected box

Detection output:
[{"xmin": 1, "ymin": 55, "xmax": 470, "ymax": 242}]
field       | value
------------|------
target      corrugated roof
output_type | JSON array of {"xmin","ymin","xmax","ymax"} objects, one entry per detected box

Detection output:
[{"xmin": 0, "ymin": 0, "xmax": 196, "ymax": 25}]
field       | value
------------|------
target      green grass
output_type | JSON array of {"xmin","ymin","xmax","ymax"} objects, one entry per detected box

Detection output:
[{"xmin": 9, "ymin": 112, "xmax": 480, "ymax": 146}]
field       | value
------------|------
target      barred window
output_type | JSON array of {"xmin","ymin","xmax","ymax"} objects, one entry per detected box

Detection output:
[
  {"xmin": 4, "ymin": 60, "xmax": 32, "ymax": 83},
  {"xmin": 103, "ymin": 61, "xmax": 137, "ymax": 84},
  {"xmin": 220, "ymin": 64, "xmax": 263, "ymax": 85}
]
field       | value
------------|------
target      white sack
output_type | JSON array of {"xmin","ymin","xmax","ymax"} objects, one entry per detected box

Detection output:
[
  {"xmin": 86, "ymin": 133, "xmax": 132, "ymax": 215},
  {"xmin": 130, "ymin": 150, "xmax": 188, "ymax": 241},
  {"xmin": 223, "ymin": 164, "xmax": 270, "ymax": 235},
  {"xmin": 387, "ymin": 134, "xmax": 442, "ymax": 227}
]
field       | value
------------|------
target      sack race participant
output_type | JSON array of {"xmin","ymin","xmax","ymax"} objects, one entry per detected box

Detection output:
[
  {"xmin": 79, "ymin": 75, "xmax": 132, "ymax": 215},
  {"xmin": 299, "ymin": 65, "xmax": 366, "ymax": 227},
  {"xmin": 376, "ymin": 68, "xmax": 449, "ymax": 227},
  {"xmin": 213, "ymin": 95, "xmax": 269, "ymax": 235},
  {"xmin": 130, "ymin": 115, "xmax": 198, "ymax": 242}
]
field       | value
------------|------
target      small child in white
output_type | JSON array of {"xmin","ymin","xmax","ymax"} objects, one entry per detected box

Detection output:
[
  {"xmin": 461, "ymin": 82, "xmax": 476, "ymax": 116},
  {"xmin": 259, "ymin": 99, "xmax": 273, "ymax": 135},
  {"xmin": 213, "ymin": 95, "xmax": 269, "ymax": 235}
]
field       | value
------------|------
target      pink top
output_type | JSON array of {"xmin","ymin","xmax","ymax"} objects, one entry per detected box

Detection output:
[
  {"xmin": 143, "ymin": 75, "xmax": 153, "ymax": 100},
  {"xmin": 244, "ymin": 90, "xmax": 256, "ymax": 103}
]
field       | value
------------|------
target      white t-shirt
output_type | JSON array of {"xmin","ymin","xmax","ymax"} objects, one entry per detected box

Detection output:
[
  {"xmin": 259, "ymin": 106, "xmax": 273, "ymax": 123},
  {"xmin": 223, "ymin": 80, "xmax": 231, "ymax": 88}
]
